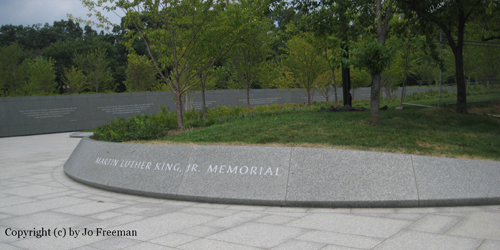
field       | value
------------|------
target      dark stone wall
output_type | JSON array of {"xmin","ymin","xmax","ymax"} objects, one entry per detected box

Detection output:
[{"xmin": 0, "ymin": 87, "xmax": 456, "ymax": 137}]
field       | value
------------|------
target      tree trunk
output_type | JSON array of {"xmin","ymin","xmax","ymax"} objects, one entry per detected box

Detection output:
[
  {"xmin": 201, "ymin": 84, "xmax": 207, "ymax": 120},
  {"xmin": 307, "ymin": 87, "xmax": 312, "ymax": 105},
  {"xmin": 454, "ymin": 14, "xmax": 468, "ymax": 114},
  {"xmin": 454, "ymin": 51, "xmax": 468, "ymax": 113},
  {"xmin": 370, "ymin": 73, "xmax": 382, "ymax": 126},
  {"xmin": 438, "ymin": 6, "xmax": 468, "ymax": 114},
  {"xmin": 246, "ymin": 85, "xmax": 250, "ymax": 108},
  {"xmin": 175, "ymin": 92, "xmax": 184, "ymax": 129},
  {"xmin": 370, "ymin": 0, "xmax": 391, "ymax": 126},
  {"xmin": 341, "ymin": 45, "xmax": 352, "ymax": 106},
  {"xmin": 332, "ymin": 68, "xmax": 339, "ymax": 105}
]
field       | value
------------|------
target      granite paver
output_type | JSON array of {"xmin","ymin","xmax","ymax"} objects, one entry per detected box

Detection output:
[{"xmin": 1, "ymin": 133, "xmax": 499, "ymax": 249}]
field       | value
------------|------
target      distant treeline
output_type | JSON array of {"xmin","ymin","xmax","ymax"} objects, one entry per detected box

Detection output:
[{"xmin": 1, "ymin": 10, "xmax": 499, "ymax": 99}]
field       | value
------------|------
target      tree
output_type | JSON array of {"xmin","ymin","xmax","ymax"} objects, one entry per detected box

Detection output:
[
  {"xmin": 379, "ymin": 34, "xmax": 411, "ymax": 98},
  {"xmin": 411, "ymin": 40, "xmax": 455, "ymax": 86},
  {"xmin": 314, "ymin": 70, "xmax": 339, "ymax": 102},
  {"xmin": 463, "ymin": 20, "xmax": 500, "ymax": 85},
  {"xmin": 397, "ymin": 0, "xmax": 496, "ymax": 113},
  {"xmin": 1, "ymin": 20, "xmax": 85, "ymax": 54},
  {"xmin": 124, "ymin": 54, "xmax": 158, "ymax": 92},
  {"xmin": 0, "ymin": 44, "xmax": 27, "ymax": 96},
  {"xmin": 352, "ymin": 0, "xmax": 395, "ymax": 125},
  {"xmin": 229, "ymin": 18, "xmax": 273, "ymax": 107},
  {"xmin": 350, "ymin": 66, "xmax": 371, "ymax": 89},
  {"xmin": 256, "ymin": 59, "xmax": 281, "ymax": 89},
  {"xmin": 63, "ymin": 66, "xmax": 87, "ymax": 94},
  {"xmin": 206, "ymin": 65, "xmax": 234, "ymax": 90},
  {"xmin": 281, "ymin": 33, "xmax": 328, "ymax": 105},
  {"xmin": 317, "ymin": 36, "xmax": 343, "ymax": 104},
  {"xmin": 42, "ymin": 37, "xmax": 123, "ymax": 93},
  {"xmin": 76, "ymin": 0, "xmax": 252, "ymax": 129},
  {"xmin": 465, "ymin": 44, "xmax": 500, "ymax": 85},
  {"xmin": 294, "ymin": 0, "xmax": 373, "ymax": 107},
  {"xmin": 74, "ymin": 47, "xmax": 115, "ymax": 93},
  {"xmin": 23, "ymin": 58, "xmax": 58, "ymax": 95}
]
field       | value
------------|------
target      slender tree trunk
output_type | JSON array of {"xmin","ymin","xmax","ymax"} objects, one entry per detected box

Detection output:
[
  {"xmin": 175, "ymin": 92, "xmax": 184, "ymax": 129},
  {"xmin": 454, "ymin": 15, "xmax": 467, "ymax": 114},
  {"xmin": 370, "ymin": 0, "xmax": 391, "ymax": 126},
  {"xmin": 370, "ymin": 73, "xmax": 382, "ymax": 125},
  {"xmin": 199, "ymin": 72, "xmax": 208, "ymax": 120},
  {"xmin": 438, "ymin": 6, "xmax": 469, "ymax": 113},
  {"xmin": 307, "ymin": 87, "xmax": 312, "ymax": 105},
  {"xmin": 201, "ymin": 84, "xmax": 207, "ymax": 120},
  {"xmin": 454, "ymin": 50, "xmax": 468, "ymax": 113},
  {"xmin": 324, "ymin": 45, "xmax": 338, "ymax": 105},
  {"xmin": 246, "ymin": 84, "xmax": 250, "ymax": 108},
  {"xmin": 341, "ymin": 46, "xmax": 351, "ymax": 106},
  {"xmin": 332, "ymin": 68, "xmax": 339, "ymax": 105}
]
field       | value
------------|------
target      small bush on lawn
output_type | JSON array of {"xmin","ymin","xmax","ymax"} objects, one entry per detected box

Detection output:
[
  {"xmin": 93, "ymin": 103, "xmax": 325, "ymax": 142},
  {"xmin": 404, "ymin": 89, "xmax": 455, "ymax": 101},
  {"xmin": 93, "ymin": 107, "xmax": 177, "ymax": 142},
  {"xmin": 93, "ymin": 97, "xmax": 410, "ymax": 143}
]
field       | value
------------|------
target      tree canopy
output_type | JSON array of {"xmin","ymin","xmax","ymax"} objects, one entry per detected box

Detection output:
[{"xmin": 0, "ymin": 0, "xmax": 499, "ymax": 126}]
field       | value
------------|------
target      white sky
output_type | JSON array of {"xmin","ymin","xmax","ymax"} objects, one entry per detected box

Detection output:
[{"xmin": 0, "ymin": 0, "xmax": 122, "ymax": 29}]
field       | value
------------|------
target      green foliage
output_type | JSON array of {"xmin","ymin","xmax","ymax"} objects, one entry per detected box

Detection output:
[
  {"xmin": 353, "ymin": 39, "xmax": 395, "ymax": 76},
  {"xmin": 112, "ymin": 0, "xmax": 261, "ymax": 128},
  {"xmin": 409, "ymin": 36, "xmax": 455, "ymax": 86},
  {"xmin": 164, "ymin": 104, "xmax": 500, "ymax": 161},
  {"xmin": 41, "ymin": 37, "xmax": 122, "ymax": 92},
  {"xmin": 93, "ymin": 85, "xmax": 500, "ymax": 158},
  {"xmin": 0, "ymin": 45, "xmax": 59, "ymax": 96},
  {"xmin": 94, "ymin": 103, "xmax": 314, "ymax": 142},
  {"xmin": 23, "ymin": 58, "xmax": 58, "ymax": 95},
  {"xmin": 206, "ymin": 65, "xmax": 235, "ymax": 90},
  {"xmin": 314, "ymin": 70, "xmax": 335, "ymax": 102},
  {"xmin": 124, "ymin": 54, "xmax": 158, "ymax": 92},
  {"xmin": 228, "ymin": 16, "xmax": 274, "ymax": 102},
  {"xmin": 63, "ymin": 66, "xmax": 87, "ymax": 94},
  {"xmin": 0, "ymin": 44, "xmax": 27, "ymax": 96},
  {"xmin": 0, "ymin": 20, "xmax": 84, "ymax": 51},
  {"xmin": 94, "ymin": 107, "xmax": 178, "ymax": 142},
  {"xmin": 397, "ymin": 0, "xmax": 497, "ymax": 113},
  {"xmin": 74, "ymin": 47, "xmax": 115, "ymax": 93},
  {"xmin": 467, "ymin": 84, "xmax": 500, "ymax": 96},
  {"xmin": 280, "ymin": 33, "xmax": 328, "ymax": 105},
  {"xmin": 381, "ymin": 43, "xmax": 406, "ymax": 92},
  {"xmin": 401, "ymin": 85, "xmax": 500, "ymax": 103},
  {"xmin": 463, "ymin": 43, "xmax": 500, "ymax": 84},
  {"xmin": 256, "ymin": 59, "xmax": 281, "ymax": 89},
  {"xmin": 350, "ymin": 66, "xmax": 371, "ymax": 88},
  {"xmin": 404, "ymin": 89, "xmax": 455, "ymax": 101}
]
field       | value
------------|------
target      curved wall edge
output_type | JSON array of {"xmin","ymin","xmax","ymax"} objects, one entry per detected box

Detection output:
[{"xmin": 63, "ymin": 137, "xmax": 500, "ymax": 207}]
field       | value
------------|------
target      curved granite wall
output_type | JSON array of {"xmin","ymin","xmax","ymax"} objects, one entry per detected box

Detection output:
[
  {"xmin": 1, "ymin": 86, "xmax": 458, "ymax": 137},
  {"xmin": 64, "ymin": 137, "xmax": 500, "ymax": 207}
]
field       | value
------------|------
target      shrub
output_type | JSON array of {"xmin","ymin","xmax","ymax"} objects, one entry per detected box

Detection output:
[
  {"xmin": 404, "ymin": 89, "xmax": 455, "ymax": 101},
  {"xmin": 94, "ymin": 108, "xmax": 177, "ymax": 142},
  {"xmin": 94, "ymin": 102, "xmax": 338, "ymax": 142}
]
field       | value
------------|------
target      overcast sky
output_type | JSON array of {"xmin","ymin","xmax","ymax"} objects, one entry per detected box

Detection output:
[{"xmin": 0, "ymin": 0, "xmax": 122, "ymax": 29}]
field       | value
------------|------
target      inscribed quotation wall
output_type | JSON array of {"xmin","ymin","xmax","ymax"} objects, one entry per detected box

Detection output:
[{"xmin": 0, "ymin": 87, "xmax": 455, "ymax": 137}]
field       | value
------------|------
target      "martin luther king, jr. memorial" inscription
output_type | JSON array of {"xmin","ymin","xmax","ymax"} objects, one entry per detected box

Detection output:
[{"xmin": 95, "ymin": 157, "xmax": 283, "ymax": 177}]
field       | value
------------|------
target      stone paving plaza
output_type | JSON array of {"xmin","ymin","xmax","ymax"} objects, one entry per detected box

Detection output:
[{"xmin": 1, "ymin": 133, "xmax": 500, "ymax": 250}]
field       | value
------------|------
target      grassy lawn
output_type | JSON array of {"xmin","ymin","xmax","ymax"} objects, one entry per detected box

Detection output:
[
  {"xmin": 157, "ymin": 100, "xmax": 500, "ymax": 161},
  {"xmin": 401, "ymin": 88, "xmax": 500, "ymax": 108}
]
